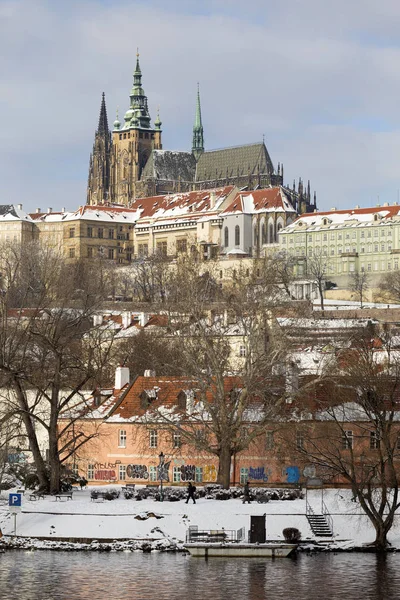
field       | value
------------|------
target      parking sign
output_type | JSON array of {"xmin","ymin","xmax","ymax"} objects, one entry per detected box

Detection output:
[{"xmin": 9, "ymin": 493, "xmax": 22, "ymax": 512}]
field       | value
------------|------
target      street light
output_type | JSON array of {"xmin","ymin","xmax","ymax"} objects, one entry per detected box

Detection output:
[{"xmin": 159, "ymin": 452, "xmax": 165, "ymax": 502}]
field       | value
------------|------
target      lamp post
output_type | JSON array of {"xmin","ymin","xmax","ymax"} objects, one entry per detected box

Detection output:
[{"xmin": 159, "ymin": 452, "xmax": 165, "ymax": 502}]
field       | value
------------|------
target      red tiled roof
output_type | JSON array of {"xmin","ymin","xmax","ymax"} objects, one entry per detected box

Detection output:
[{"xmin": 222, "ymin": 187, "xmax": 295, "ymax": 214}]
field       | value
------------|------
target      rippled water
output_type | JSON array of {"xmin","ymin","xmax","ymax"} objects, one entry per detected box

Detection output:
[{"xmin": 1, "ymin": 551, "xmax": 400, "ymax": 600}]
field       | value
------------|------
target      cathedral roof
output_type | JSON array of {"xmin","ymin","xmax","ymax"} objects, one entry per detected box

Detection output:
[
  {"xmin": 195, "ymin": 142, "xmax": 274, "ymax": 182},
  {"xmin": 141, "ymin": 150, "xmax": 196, "ymax": 183}
]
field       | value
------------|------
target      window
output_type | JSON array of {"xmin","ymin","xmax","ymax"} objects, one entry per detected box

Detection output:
[
  {"xmin": 108, "ymin": 248, "xmax": 115, "ymax": 260},
  {"xmin": 342, "ymin": 430, "xmax": 353, "ymax": 449},
  {"xmin": 149, "ymin": 429, "xmax": 158, "ymax": 448},
  {"xmin": 177, "ymin": 239, "xmax": 187, "ymax": 253},
  {"xmin": 266, "ymin": 431, "xmax": 274, "ymax": 450},
  {"xmin": 240, "ymin": 467, "xmax": 249, "ymax": 484},
  {"xmin": 235, "ymin": 225, "xmax": 240, "ymax": 246},
  {"xmin": 177, "ymin": 391, "xmax": 187, "ymax": 410},
  {"xmin": 87, "ymin": 247, "xmax": 93, "ymax": 258},
  {"xmin": 119, "ymin": 465, "xmax": 126, "ymax": 481},
  {"xmin": 194, "ymin": 467, "xmax": 203, "ymax": 483},
  {"xmin": 118, "ymin": 429, "xmax": 127, "ymax": 448},
  {"xmin": 87, "ymin": 227, "xmax": 93, "ymax": 238},
  {"xmin": 224, "ymin": 227, "xmax": 229, "ymax": 248},
  {"xmin": 239, "ymin": 345, "xmax": 247, "ymax": 357},
  {"xmin": 367, "ymin": 264, "xmax": 371, "ymax": 272},
  {"xmin": 138, "ymin": 244, "xmax": 148, "ymax": 257},
  {"xmin": 149, "ymin": 466, "xmax": 157, "ymax": 482},
  {"xmin": 370, "ymin": 431, "xmax": 380, "ymax": 450},
  {"xmin": 173, "ymin": 466, "xmax": 181, "ymax": 483},
  {"xmin": 69, "ymin": 247, "xmax": 75, "ymax": 258},
  {"xmin": 296, "ymin": 432, "xmax": 305, "ymax": 450},
  {"xmin": 323, "ymin": 233, "xmax": 327, "ymax": 241},
  {"xmin": 361, "ymin": 231, "xmax": 365, "ymax": 238},
  {"xmin": 108, "ymin": 228, "xmax": 114, "ymax": 239},
  {"xmin": 87, "ymin": 464, "xmax": 94, "ymax": 480},
  {"xmin": 69, "ymin": 227, "xmax": 75, "ymax": 238},
  {"xmin": 381, "ymin": 244, "xmax": 385, "ymax": 252},
  {"xmin": 396, "ymin": 261, "xmax": 399, "ymax": 270},
  {"xmin": 157, "ymin": 241, "xmax": 167, "ymax": 256},
  {"xmin": 367, "ymin": 231, "xmax": 371, "ymax": 238},
  {"xmin": 98, "ymin": 228, "xmax": 103, "ymax": 239},
  {"xmin": 173, "ymin": 431, "xmax": 181, "ymax": 448}
]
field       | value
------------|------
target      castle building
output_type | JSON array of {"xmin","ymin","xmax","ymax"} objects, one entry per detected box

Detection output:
[{"xmin": 87, "ymin": 54, "xmax": 316, "ymax": 213}]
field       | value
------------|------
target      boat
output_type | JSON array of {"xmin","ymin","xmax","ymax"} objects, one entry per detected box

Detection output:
[
  {"xmin": 183, "ymin": 523, "xmax": 296, "ymax": 558},
  {"xmin": 184, "ymin": 541, "xmax": 296, "ymax": 558}
]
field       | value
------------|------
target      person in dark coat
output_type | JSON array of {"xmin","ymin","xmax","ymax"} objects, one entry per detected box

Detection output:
[
  {"xmin": 185, "ymin": 481, "xmax": 196, "ymax": 504},
  {"xmin": 243, "ymin": 481, "xmax": 251, "ymax": 504}
]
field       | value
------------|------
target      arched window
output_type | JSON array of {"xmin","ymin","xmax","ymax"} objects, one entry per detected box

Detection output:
[
  {"xmin": 261, "ymin": 221, "xmax": 267, "ymax": 245},
  {"xmin": 235, "ymin": 225, "xmax": 240, "ymax": 246},
  {"xmin": 253, "ymin": 225, "xmax": 258, "ymax": 246},
  {"xmin": 269, "ymin": 224, "xmax": 274, "ymax": 244},
  {"xmin": 224, "ymin": 227, "xmax": 229, "ymax": 248}
]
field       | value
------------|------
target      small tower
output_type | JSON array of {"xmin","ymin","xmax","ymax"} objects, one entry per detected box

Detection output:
[
  {"xmin": 192, "ymin": 84, "xmax": 204, "ymax": 161},
  {"xmin": 87, "ymin": 92, "xmax": 112, "ymax": 206}
]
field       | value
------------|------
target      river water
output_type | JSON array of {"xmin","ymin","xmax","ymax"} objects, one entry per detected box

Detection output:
[{"xmin": 1, "ymin": 551, "xmax": 400, "ymax": 600}]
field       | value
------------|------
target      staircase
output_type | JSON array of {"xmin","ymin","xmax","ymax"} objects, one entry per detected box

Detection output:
[
  {"xmin": 306, "ymin": 513, "xmax": 333, "ymax": 537},
  {"xmin": 306, "ymin": 499, "xmax": 333, "ymax": 537}
]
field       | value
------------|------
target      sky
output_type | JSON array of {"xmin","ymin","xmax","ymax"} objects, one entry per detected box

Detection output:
[{"xmin": 2, "ymin": 0, "xmax": 400, "ymax": 213}]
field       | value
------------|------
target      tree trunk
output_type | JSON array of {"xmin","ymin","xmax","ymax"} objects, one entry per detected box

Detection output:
[
  {"xmin": 48, "ymin": 400, "xmax": 61, "ymax": 494},
  {"xmin": 318, "ymin": 282, "xmax": 324, "ymax": 311},
  {"xmin": 217, "ymin": 446, "xmax": 232, "ymax": 489},
  {"xmin": 373, "ymin": 521, "xmax": 390, "ymax": 552}
]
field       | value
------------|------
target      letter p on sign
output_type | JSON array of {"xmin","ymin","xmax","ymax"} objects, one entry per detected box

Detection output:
[{"xmin": 9, "ymin": 493, "xmax": 22, "ymax": 507}]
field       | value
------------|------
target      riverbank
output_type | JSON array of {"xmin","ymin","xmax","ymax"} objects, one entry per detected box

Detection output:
[{"xmin": 1, "ymin": 486, "xmax": 399, "ymax": 552}]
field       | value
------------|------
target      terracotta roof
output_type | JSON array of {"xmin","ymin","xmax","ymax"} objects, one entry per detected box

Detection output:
[
  {"xmin": 107, "ymin": 375, "xmax": 244, "ymax": 420},
  {"xmin": 222, "ymin": 186, "xmax": 296, "ymax": 215}
]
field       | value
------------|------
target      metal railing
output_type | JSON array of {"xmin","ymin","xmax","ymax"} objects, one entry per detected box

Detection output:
[
  {"xmin": 186, "ymin": 527, "xmax": 238, "ymax": 543},
  {"xmin": 322, "ymin": 500, "xmax": 334, "ymax": 534}
]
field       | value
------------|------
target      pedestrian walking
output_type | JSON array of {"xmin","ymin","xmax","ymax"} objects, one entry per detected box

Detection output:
[
  {"xmin": 185, "ymin": 481, "xmax": 196, "ymax": 504},
  {"xmin": 242, "ymin": 481, "xmax": 251, "ymax": 504}
]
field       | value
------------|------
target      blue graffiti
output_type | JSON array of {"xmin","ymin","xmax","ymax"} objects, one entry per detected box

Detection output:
[
  {"xmin": 285, "ymin": 466, "xmax": 300, "ymax": 483},
  {"xmin": 248, "ymin": 466, "xmax": 269, "ymax": 482}
]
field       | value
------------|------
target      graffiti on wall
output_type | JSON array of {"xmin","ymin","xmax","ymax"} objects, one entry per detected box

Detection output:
[
  {"xmin": 248, "ymin": 467, "xmax": 270, "ymax": 482},
  {"xmin": 126, "ymin": 464, "xmax": 149, "ymax": 479},
  {"xmin": 95, "ymin": 469, "xmax": 116, "ymax": 480},
  {"xmin": 285, "ymin": 466, "xmax": 300, "ymax": 484}
]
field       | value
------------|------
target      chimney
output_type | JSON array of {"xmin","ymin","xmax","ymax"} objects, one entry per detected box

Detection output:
[
  {"xmin": 209, "ymin": 191, "xmax": 216, "ymax": 209},
  {"xmin": 36, "ymin": 208, "xmax": 41, "ymax": 213},
  {"xmin": 115, "ymin": 366, "xmax": 130, "ymax": 390},
  {"xmin": 121, "ymin": 311, "xmax": 131, "ymax": 328},
  {"xmin": 144, "ymin": 369, "xmax": 156, "ymax": 377},
  {"xmin": 17, "ymin": 204, "xmax": 22, "ymax": 210},
  {"xmin": 285, "ymin": 361, "xmax": 299, "ymax": 403},
  {"xmin": 47, "ymin": 207, "xmax": 52, "ymax": 213},
  {"xmin": 61, "ymin": 207, "xmax": 66, "ymax": 213},
  {"xmin": 330, "ymin": 207, "xmax": 337, "ymax": 211},
  {"xmin": 93, "ymin": 314, "xmax": 103, "ymax": 326},
  {"xmin": 139, "ymin": 312, "xmax": 149, "ymax": 327}
]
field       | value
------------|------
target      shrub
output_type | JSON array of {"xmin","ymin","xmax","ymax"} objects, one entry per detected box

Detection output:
[{"xmin": 282, "ymin": 527, "xmax": 302, "ymax": 543}]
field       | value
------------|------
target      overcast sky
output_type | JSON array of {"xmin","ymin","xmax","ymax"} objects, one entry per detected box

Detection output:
[{"xmin": 2, "ymin": 0, "xmax": 400, "ymax": 213}]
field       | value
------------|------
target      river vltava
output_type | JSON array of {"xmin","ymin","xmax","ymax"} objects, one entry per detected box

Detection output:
[{"xmin": 1, "ymin": 551, "xmax": 400, "ymax": 599}]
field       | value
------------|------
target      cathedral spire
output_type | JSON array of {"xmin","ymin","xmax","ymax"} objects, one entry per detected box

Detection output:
[
  {"xmin": 192, "ymin": 83, "xmax": 204, "ymax": 161},
  {"xmin": 97, "ymin": 92, "xmax": 109, "ymax": 135}
]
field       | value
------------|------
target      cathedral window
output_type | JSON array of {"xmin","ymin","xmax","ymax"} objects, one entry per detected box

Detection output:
[
  {"xmin": 235, "ymin": 225, "xmax": 240, "ymax": 246},
  {"xmin": 224, "ymin": 227, "xmax": 229, "ymax": 248},
  {"xmin": 261, "ymin": 222, "xmax": 267, "ymax": 245},
  {"xmin": 269, "ymin": 224, "xmax": 274, "ymax": 243}
]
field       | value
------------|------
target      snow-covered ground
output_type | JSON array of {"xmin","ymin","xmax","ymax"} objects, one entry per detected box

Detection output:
[
  {"xmin": 1, "ymin": 486, "xmax": 400, "ymax": 551},
  {"xmin": 313, "ymin": 299, "xmax": 400, "ymax": 310}
]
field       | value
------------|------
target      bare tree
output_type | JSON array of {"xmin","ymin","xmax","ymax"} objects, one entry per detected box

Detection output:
[
  {"xmin": 294, "ymin": 332, "xmax": 400, "ymax": 550},
  {"xmin": 350, "ymin": 269, "xmax": 370, "ymax": 308},
  {"xmin": 306, "ymin": 249, "xmax": 331, "ymax": 311},
  {"xmin": 0, "ymin": 242, "xmax": 115, "ymax": 493},
  {"xmin": 146, "ymin": 258, "xmax": 292, "ymax": 488}
]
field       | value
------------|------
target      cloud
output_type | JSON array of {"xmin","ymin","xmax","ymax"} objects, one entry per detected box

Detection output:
[{"xmin": 1, "ymin": 0, "xmax": 400, "ymax": 212}]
